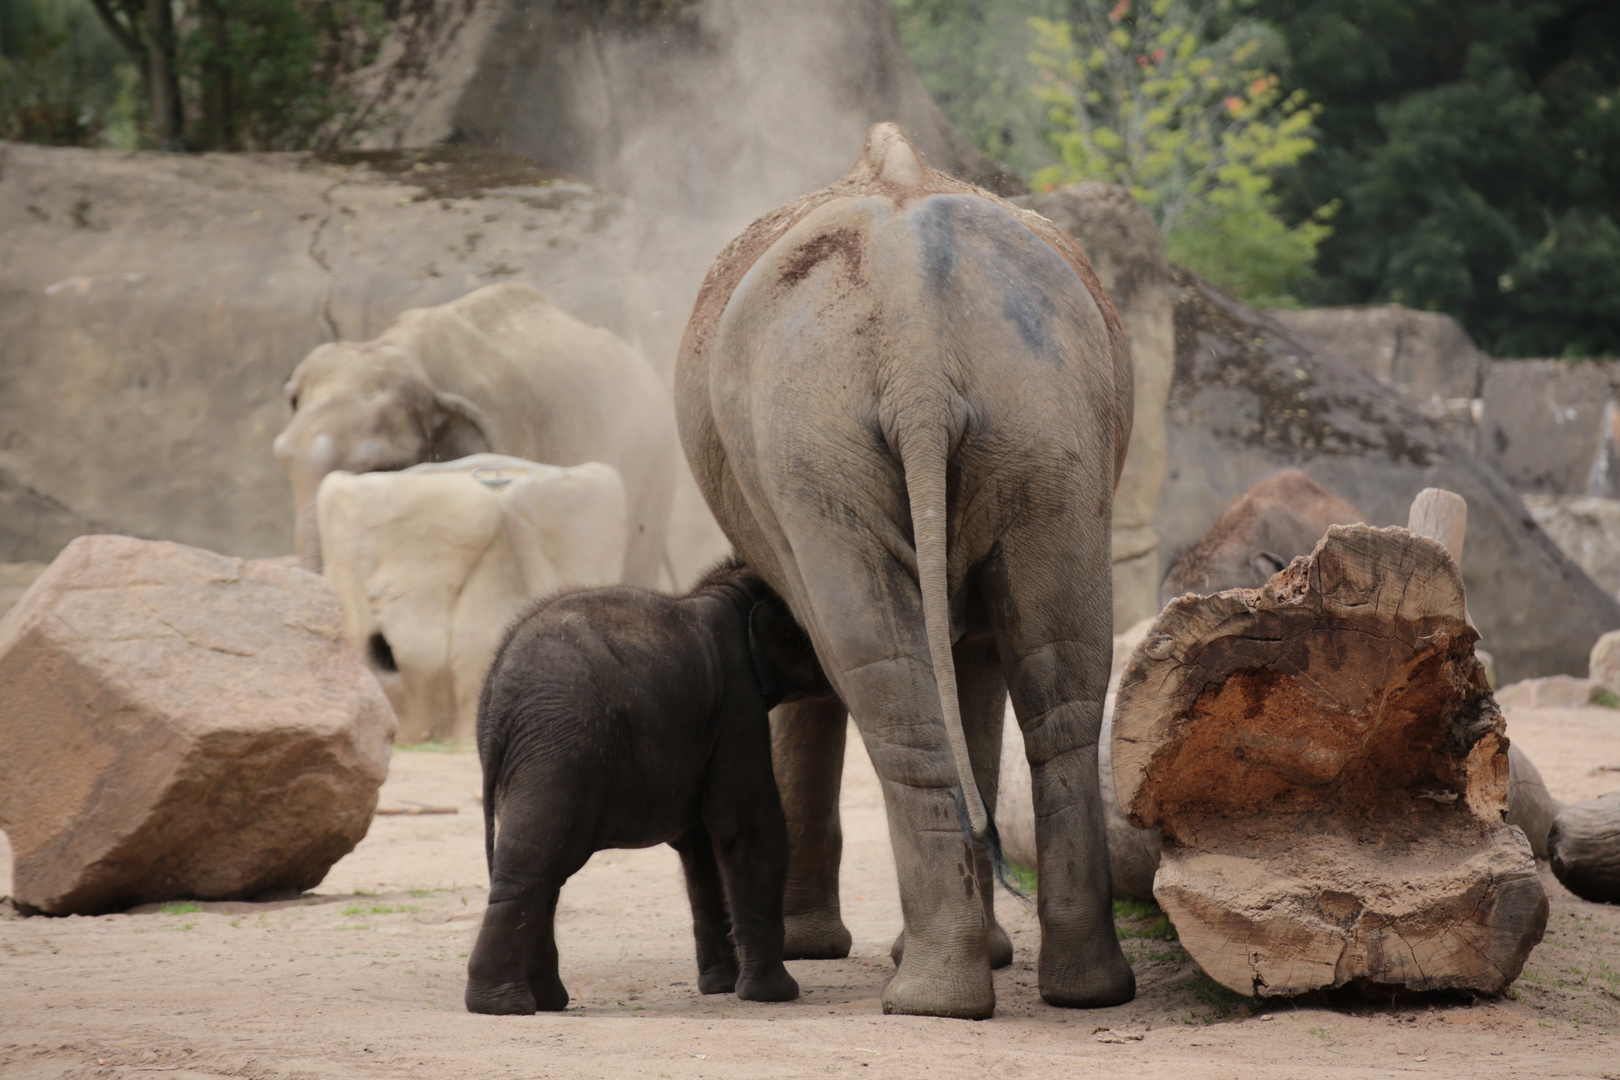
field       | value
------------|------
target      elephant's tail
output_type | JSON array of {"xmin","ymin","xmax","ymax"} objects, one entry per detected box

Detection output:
[{"xmin": 896, "ymin": 427, "xmax": 991, "ymax": 840}]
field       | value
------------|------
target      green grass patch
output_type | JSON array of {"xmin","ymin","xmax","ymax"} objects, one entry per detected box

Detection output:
[
  {"xmin": 159, "ymin": 900, "xmax": 201, "ymax": 915},
  {"xmin": 1002, "ymin": 861, "xmax": 1038, "ymax": 896},
  {"xmin": 1590, "ymin": 686, "xmax": 1620, "ymax": 709},
  {"xmin": 397, "ymin": 739, "xmax": 471, "ymax": 753},
  {"xmin": 341, "ymin": 903, "xmax": 418, "ymax": 917},
  {"xmin": 1114, "ymin": 897, "xmax": 1177, "ymax": 940},
  {"xmin": 1169, "ymin": 971, "xmax": 1258, "ymax": 1023}
]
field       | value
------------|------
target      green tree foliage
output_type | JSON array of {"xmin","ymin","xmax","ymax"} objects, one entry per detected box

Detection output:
[
  {"xmin": 1252, "ymin": 0, "xmax": 1620, "ymax": 356},
  {"xmin": 0, "ymin": 0, "xmax": 129, "ymax": 144},
  {"xmin": 891, "ymin": 0, "xmax": 1063, "ymax": 177},
  {"xmin": 1030, "ymin": 0, "xmax": 1331, "ymax": 305},
  {"xmin": 4, "ymin": 0, "xmax": 384, "ymax": 151}
]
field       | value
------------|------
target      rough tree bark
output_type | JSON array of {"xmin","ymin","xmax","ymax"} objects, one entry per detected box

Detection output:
[
  {"xmin": 1549, "ymin": 795, "xmax": 1620, "ymax": 904},
  {"xmin": 1112, "ymin": 508, "xmax": 1548, "ymax": 997},
  {"xmin": 87, "ymin": 0, "xmax": 186, "ymax": 149}
]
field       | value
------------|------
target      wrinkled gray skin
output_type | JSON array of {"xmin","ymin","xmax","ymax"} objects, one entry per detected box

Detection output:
[
  {"xmin": 464, "ymin": 560, "xmax": 830, "ymax": 1014},
  {"xmin": 676, "ymin": 125, "xmax": 1136, "ymax": 1019},
  {"xmin": 1159, "ymin": 468, "xmax": 1364, "ymax": 607},
  {"xmin": 272, "ymin": 283, "xmax": 675, "ymax": 586}
]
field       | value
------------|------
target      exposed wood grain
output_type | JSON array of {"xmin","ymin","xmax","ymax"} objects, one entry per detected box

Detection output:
[
  {"xmin": 1111, "ymin": 523, "xmax": 1547, "ymax": 997},
  {"xmin": 1408, "ymin": 487, "xmax": 1468, "ymax": 560}
]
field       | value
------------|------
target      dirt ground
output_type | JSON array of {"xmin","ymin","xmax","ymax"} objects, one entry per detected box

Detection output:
[{"xmin": 3, "ymin": 705, "xmax": 1619, "ymax": 1080}]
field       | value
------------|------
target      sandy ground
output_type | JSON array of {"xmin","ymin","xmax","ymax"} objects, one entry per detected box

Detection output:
[{"xmin": 3, "ymin": 706, "xmax": 1619, "ymax": 1080}]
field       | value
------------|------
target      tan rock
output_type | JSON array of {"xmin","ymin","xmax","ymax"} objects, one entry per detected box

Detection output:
[
  {"xmin": 1590, "ymin": 628, "xmax": 1620, "ymax": 691},
  {"xmin": 317, "ymin": 456, "xmax": 628, "ymax": 743},
  {"xmin": 0, "ymin": 561, "xmax": 45, "ymax": 620},
  {"xmin": 0, "ymin": 535, "xmax": 394, "ymax": 915},
  {"xmin": 1496, "ymin": 675, "xmax": 1602, "ymax": 710}
]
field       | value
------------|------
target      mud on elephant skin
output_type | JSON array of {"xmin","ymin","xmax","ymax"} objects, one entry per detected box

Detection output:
[
  {"xmin": 676, "ymin": 123, "xmax": 1136, "ymax": 1019},
  {"xmin": 273, "ymin": 282, "xmax": 676, "ymax": 586},
  {"xmin": 464, "ymin": 559, "xmax": 830, "ymax": 1015}
]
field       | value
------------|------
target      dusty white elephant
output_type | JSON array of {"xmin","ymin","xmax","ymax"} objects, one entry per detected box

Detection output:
[
  {"xmin": 274, "ymin": 282, "xmax": 675, "ymax": 587},
  {"xmin": 317, "ymin": 455, "xmax": 628, "ymax": 743}
]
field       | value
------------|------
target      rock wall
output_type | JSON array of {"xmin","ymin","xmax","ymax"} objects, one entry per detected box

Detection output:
[
  {"xmin": 345, "ymin": 0, "xmax": 1024, "ymax": 219},
  {"xmin": 1270, "ymin": 304, "xmax": 1620, "ymax": 498},
  {"xmin": 0, "ymin": 141, "xmax": 715, "ymax": 562},
  {"xmin": 1159, "ymin": 270, "xmax": 1620, "ymax": 683}
]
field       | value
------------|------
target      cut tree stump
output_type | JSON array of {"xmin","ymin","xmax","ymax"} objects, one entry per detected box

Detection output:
[
  {"xmin": 1113, "ymin": 510, "xmax": 1548, "ymax": 998},
  {"xmin": 1548, "ymin": 794, "xmax": 1620, "ymax": 904}
]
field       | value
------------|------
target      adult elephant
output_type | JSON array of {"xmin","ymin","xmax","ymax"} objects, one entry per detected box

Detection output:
[
  {"xmin": 675, "ymin": 123, "xmax": 1135, "ymax": 1018},
  {"xmin": 273, "ymin": 282, "xmax": 675, "ymax": 586}
]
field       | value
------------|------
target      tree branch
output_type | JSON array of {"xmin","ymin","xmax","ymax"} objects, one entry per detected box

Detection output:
[{"xmin": 85, "ymin": 0, "xmax": 144, "ymax": 67}]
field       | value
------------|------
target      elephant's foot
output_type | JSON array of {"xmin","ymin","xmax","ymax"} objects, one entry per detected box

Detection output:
[
  {"xmin": 890, "ymin": 924, "xmax": 1013, "ymax": 970},
  {"xmin": 782, "ymin": 911, "xmax": 852, "ymax": 960},
  {"xmin": 464, "ymin": 975, "xmax": 568, "ymax": 1015},
  {"xmin": 1037, "ymin": 932, "xmax": 1136, "ymax": 1009},
  {"xmin": 735, "ymin": 963, "xmax": 801, "ymax": 1002},
  {"xmin": 881, "ymin": 962, "xmax": 995, "ymax": 1020},
  {"xmin": 696, "ymin": 961, "xmax": 740, "ymax": 995}
]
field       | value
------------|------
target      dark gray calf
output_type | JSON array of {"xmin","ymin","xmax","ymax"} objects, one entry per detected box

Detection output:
[{"xmin": 464, "ymin": 560, "xmax": 828, "ymax": 1014}]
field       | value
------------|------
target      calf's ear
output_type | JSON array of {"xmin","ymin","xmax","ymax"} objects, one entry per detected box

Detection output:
[{"xmin": 748, "ymin": 600, "xmax": 826, "ymax": 705}]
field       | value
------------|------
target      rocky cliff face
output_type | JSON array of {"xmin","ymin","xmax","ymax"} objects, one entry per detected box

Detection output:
[
  {"xmin": 1159, "ymin": 270, "xmax": 1620, "ymax": 683},
  {"xmin": 0, "ymin": 142, "xmax": 715, "ymax": 562},
  {"xmin": 342, "ymin": 0, "xmax": 1025, "ymax": 218}
]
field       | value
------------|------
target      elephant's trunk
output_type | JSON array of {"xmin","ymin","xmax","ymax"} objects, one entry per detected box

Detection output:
[
  {"xmin": 296, "ymin": 497, "xmax": 324, "ymax": 574},
  {"xmin": 898, "ymin": 426, "xmax": 990, "ymax": 839}
]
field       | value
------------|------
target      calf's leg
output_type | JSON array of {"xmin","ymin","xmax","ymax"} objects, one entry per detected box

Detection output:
[
  {"xmin": 670, "ymin": 827, "xmax": 740, "ymax": 994},
  {"xmin": 465, "ymin": 790, "xmax": 592, "ymax": 1014},
  {"xmin": 706, "ymin": 721, "xmax": 799, "ymax": 1002}
]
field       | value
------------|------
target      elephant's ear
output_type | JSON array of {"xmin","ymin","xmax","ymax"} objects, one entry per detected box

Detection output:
[
  {"xmin": 748, "ymin": 599, "xmax": 830, "ymax": 707},
  {"xmin": 427, "ymin": 391, "xmax": 494, "ymax": 463},
  {"xmin": 1250, "ymin": 550, "xmax": 1289, "ymax": 581}
]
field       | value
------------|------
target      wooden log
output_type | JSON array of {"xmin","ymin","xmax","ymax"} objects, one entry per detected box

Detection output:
[
  {"xmin": 1407, "ymin": 487, "xmax": 1467, "ymax": 560},
  {"xmin": 1506, "ymin": 743, "xmax": 1563, "ymax": 861},
  {"xmin": 1548, "ymin": 794, "xmax": 1620, "ymax": 904},
  {"xmin": 1113, "ymin": 522, "xmax": 1548, "ymax": 997}
]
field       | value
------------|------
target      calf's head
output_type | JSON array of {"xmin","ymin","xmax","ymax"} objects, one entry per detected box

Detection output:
[{"xmin": 272, "ymin": 340, "xmax": 492, "ymax": 570}]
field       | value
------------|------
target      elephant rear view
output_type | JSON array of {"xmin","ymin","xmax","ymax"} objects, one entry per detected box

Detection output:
[
  {"xmin": 676, "ymin": 123, "xmax": 1135, "ymax": 1019},
  {"xmin": 273, "ymin": 282, "xmax": 676, "ymax": 586}
]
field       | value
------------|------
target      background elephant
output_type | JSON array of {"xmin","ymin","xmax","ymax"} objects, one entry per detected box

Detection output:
[
  {"xmin": 676, "ymin": 124, "xmax": 1135, "ymax": 1018},
  {"xmin": 317, "ymin": 455, "xmax": 628, "ymax": 743},
  {"xmin": 1159, "ymin": 468, "xmax": 1365, "ymax": 606},
  {"xmin": 274, "ymin": 282, "xmax": 676, "ymax": 587}
]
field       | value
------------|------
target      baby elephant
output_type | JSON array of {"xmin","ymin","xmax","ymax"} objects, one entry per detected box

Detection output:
[{"xmin": 464, "ymin": 559, "xmax": 828, "ymax": 1015}]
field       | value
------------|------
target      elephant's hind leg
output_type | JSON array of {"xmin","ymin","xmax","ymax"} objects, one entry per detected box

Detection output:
[
  {"xmin": 982, "ymin": 542, "xmax": 1135, "ymax": 1009},
  {"xmin": 891, "ymin": 632, "xmax": 1014, "ymax": 971},
  {"xmin": 465, "ymin": 794, "xmax": 590, "ymax": 1014}
]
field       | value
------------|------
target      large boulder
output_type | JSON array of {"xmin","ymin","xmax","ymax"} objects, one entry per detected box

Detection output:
[
  {"xmin": 0, "ymin": 535, "xmax": 394, "ymax": 915},
  {"xmin": 1013, "ymin": 184, "xmax": 1173, "ymax": 630},
  {"xmin": 1523, "ymin": 495, "xmax": 1620, "ymax": 597},
  {"xmin": 317, "ymin": 456, "xmax": 628, "ymax": 743},
  {"xmin": 347, "ymin": 0, "xmax": 1023, "ymax": 218},
  {"xmin": 1268, "ymin": 304, "xmax": 1487, "ymax": 451},
  {"xmin": 1159, "ymin": 270, "xmax": 1620, "ymax": 683},
  {"xmin": 1478, "ymin": 359, "xmax": 1620, "ymax": 495}
]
